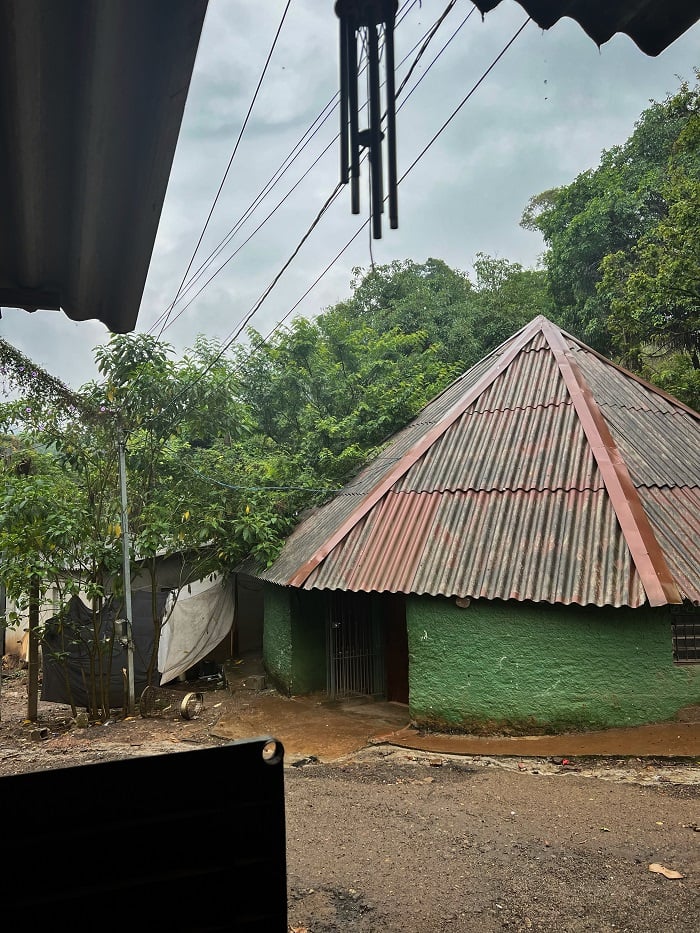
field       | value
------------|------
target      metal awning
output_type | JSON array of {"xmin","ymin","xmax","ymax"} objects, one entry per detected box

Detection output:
[
  {"xmin": 471, "ymin": 1, "xmax": 699, "ymax": 57},
  {"xmin": 0, "ymin": 0, "xmax": 208, "ymax": 334}
]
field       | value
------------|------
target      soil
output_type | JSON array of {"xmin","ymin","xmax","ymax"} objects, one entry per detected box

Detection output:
[{"xmin": 1, "ymin": 656, "xmax": 699, "ymax": 932}]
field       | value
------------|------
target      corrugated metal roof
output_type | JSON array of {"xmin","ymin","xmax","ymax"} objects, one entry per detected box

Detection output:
[
  {"xmin": 471, "ymin": 1, "xmax": 699, "ymax": 57},
  {"xmin": 0, "ymin": 1, "xmax": 208, "ymax": 332},
  {"xmin": 260, "ymin": 316, "xmax": 700, "ymax": 608},
  {"xmin": 395, "ymin": 401, "xmax": 600, "ymax": 493}
]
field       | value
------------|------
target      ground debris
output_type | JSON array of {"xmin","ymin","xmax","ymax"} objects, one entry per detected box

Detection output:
[{"xmin": 648, "ymin": 863, "xmax": 685, "ymax": 879}]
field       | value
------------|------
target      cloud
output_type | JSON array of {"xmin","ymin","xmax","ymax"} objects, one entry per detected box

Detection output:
[{"xmin": 2, "ymin": 0, "xmax": 698, "ymax": 391}]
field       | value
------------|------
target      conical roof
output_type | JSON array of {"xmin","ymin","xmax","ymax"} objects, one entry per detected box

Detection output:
[{"xmin": 260, "ymin": 316, "xmax": 700, "ymax": 608}]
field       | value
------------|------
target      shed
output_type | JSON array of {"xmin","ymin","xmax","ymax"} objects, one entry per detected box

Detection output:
[{"xmin": 254, "ymin": 316, "xmax": 700, "ymax": 733}]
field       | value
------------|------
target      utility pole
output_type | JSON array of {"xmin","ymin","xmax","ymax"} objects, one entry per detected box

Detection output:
[
  {"xmin": 27, "ymin": 575, "xmax": 40, "ymax": 721},
  {"xmin": 0, "ymin": 573, "xmax": 4, "ymax": 719},
  {"xmin": 118, "ymin": 434, "xmax": 135, "ymax": 715}
]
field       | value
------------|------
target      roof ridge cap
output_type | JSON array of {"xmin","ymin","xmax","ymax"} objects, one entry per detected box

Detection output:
[{"xmin": 541, "ymin": 318, "xmax": 681, "ymax": 606}]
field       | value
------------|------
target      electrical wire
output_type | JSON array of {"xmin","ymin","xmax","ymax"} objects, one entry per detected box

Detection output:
[
  {"xmin": 130, "ymin": 15, "xmax": 531, "ymax": 437},
  {"xmin": 152, "ymin": 138, "xmax": 343, "ymax": 334},
  {"xmin": 399, "ymin": 17, "xmax": 530, "ymax": 183},
  {"xmin": 150, "ymin": 0, "xmax": 439, "ymax": 339},
  {"xmin": 131, "ymin": 181, "xmax": 347, "ymax": 436},
  {"xmin": 395, "ymin": 0, "xmax": 460, "ymax": 98},
  {"xmin": 185, "ymin": 462, "xmax": 340, "ymax": 494},
  {"xmin": 155, "ymin": 0, "xmax": 294, "ymax": 339},
  {"xmin": 147, "ymin": 88, "xmax": 340, "ymax": 337},
  {"xmin": 234, "ymin": 15, "xmax": 531, "ymax": 361},
  {"xmin": 230, "ymin": 2, "xmax": 481, "ymax": 349}
]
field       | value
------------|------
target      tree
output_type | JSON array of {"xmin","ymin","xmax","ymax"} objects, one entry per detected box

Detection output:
[
  {"xmin": 1, "ymin": 339, "xmax": 125, "ymax": 717},
  {"xmin": 523, "ymin": 74, "xmax": 699, "ymax": 356},
  {"xmin": 234, "ymin": 314, "xmax": 451, "ymax": 488},
  {"xmin": 0, "ymin": 333, "xmax": 298, "ymax": 716},
  {"xmin": 598, "ymin": 76, "xmax": 700, "ymax": 403},
  {"xmin": 89, "ymin": 333, "xmax": 298, "ymax": 682},
  {"xmin": 232, "ymin": 256, "xmax": 556, "ymax": 497},
  {"xmin": 468, "ymin": 253, "xmax": 556, "ymax": 348},
  {"xmin": 343, "ymin": 258, "xmax": 481, "ymax": 368}
]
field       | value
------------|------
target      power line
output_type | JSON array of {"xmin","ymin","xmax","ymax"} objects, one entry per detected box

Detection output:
[
  {"xmin": 239, "ymin": 15, "xmax": 531, "ymax": 362},
  {"xmin": 229, "ymin": 3, "xmax": 482, "ymax": 350},
  {"xmin": 185, "ymin": 462, "xmax": 340, "ymax": 495},
  {"xmin": 147, "ymin": 88, "xmax": 340, "ymax": 337},
  {"xmin": 156, "ymin": 0, "xmax": 294, "ymax": 339},
  {"xmin": 395, "ymin": 0, "xmax": 460, "ymax": 98},
  {"xmin": 176, "ymin": 1, "xmax": 466, "ymax": 332},
  {"xmin": 399, "ymin": 17, "xmax": 531, "ymax": 182},
  {"xmin": 153, "ymin": 132, "xmax": 343, "ymax": 335},
  {"xmin": 130, "ymin": 15, "xmax": 530, "ymax": 436},
  {"xmin": 132, "ymin": 182, "xmax": 345, "ymax": 434},
  {"xmin": 151, "ymin": 0, "xmax": 437, "ymax": 339}
]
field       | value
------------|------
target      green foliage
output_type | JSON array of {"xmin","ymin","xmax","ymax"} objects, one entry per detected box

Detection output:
[
  {"xmin": 469, "ymin": 253, "xmax": 556, "ymax": 348},
  {"xmin": 232, "ymin": 256, "xmax": 554, "ymax": 494},
  {"xmin": 599, "ymin": 77, "xmax": 700, "ymax": 390},
  {"xmin": 345, "ymin": 257, "xmax": 479, "ymax": 366},
  {"xmin": 1, "ymin": 332, "xmax": 297, "ymax": 707},
  {"xmin": 234, "ymin": 296, "xmax": 452, "ymax": 489},
  {"xmin": 524, "ymin": 73, "xmax": 699, "ymax": 359},
  {"xmin": 637, "ymin": 351, "xmax": 700, "ymax": 411}
]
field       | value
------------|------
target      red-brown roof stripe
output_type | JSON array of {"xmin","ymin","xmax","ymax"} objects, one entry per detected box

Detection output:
[{"xmin": 541, "ymin": 318, "xmax": 681, "ymax": 606}]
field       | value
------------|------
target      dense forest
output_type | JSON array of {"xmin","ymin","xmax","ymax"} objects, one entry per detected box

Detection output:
[{"xmin": 1, "ymin": 73, "xmax": 698, "ymax": 691}]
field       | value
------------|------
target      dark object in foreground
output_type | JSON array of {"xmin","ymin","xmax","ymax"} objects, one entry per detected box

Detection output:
[{"xmin": 3, "ymin": 737, "xmax": 287, "ymax": 931}]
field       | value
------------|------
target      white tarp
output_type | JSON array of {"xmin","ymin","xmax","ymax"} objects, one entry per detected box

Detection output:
[{"xmin": 158, "ymin": 575, "xmax": 234, "ymax": 685}]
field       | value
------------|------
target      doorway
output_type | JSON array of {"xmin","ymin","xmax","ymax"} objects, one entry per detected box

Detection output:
[{"xmin": 326, "ymin": 591, "xmax": 385, "ymax": 698}]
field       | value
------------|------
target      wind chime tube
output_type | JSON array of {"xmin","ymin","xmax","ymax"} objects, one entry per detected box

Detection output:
[
  {"xmin": 384, "ymin": 15, "xmax": 398, "ymax": 230},
  {"xmin": 348, "ymin": 18, "xmax": 361, "ymax": 215},
  {"xmin": 367, "ymin": 20, "xmax": 383, "ymax": 238},
  {"xmin": 339, "ymin": 17, "xmax": 350, "ymax": 185}
]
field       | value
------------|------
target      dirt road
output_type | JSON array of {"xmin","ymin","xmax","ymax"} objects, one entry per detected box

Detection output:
[
  {"xmin": 1, "ymin": 665, "xmax": 698, "ymax": 932},
  {"xmin": 284, "ymin": 747, "xmax": 699, "ymax": 932}
]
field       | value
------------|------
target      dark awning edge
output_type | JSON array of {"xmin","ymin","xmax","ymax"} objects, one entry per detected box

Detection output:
[
  {"xmin": 471, "ymin": 1, "xmax": 700, "ymax": 57},
  {"xmin": 0, "ymin": 1, "xmax": 209, "ymax": 333}
]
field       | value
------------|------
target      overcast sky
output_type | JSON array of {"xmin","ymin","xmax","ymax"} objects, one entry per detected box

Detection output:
[{"xmin": 2, "ymin": 0, "xmax": 699, "ymax": 391}]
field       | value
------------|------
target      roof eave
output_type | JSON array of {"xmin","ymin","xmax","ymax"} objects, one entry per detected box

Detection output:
[{"xmin": 0, "ymin": 0, "xmax": 208, "ymax": 333}]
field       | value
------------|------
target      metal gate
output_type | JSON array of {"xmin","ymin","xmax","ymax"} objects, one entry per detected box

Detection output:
[{"xmin": 326, "ymin": 591, "xmax": 385, "ymax": 698}]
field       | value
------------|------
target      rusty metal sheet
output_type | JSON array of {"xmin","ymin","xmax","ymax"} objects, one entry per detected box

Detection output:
[
  {"xmin": 261, "ymin": 316, "xmax": 698, "ymax": 609},
  {"xmin": 543, "ymin": 319, "xmax": 680, "ymax": 605},
  {"xmin": 397, "ymin": 398, "xmax": 600, "ymax": 493},
  {"xmin": 302, "ymin": 488, "xmax": 648, "ymax": 607},
  {"xmin": 639, "ymin": 486, "xmax": 700, "ymax": 605}
]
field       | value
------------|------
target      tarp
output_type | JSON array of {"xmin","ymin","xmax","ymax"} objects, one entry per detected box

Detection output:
[
  {"xmin": 41, "ymin": 591, "xmax": 167, "ymax": 708},
  {"xmin": 158, "ymin": 575, "xmax": 234, "ymax": 685}
]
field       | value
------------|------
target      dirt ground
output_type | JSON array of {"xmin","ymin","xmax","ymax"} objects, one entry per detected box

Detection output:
[{"xmin": 1, "ymin": 658, "xmax": 699, "ymax": 932}]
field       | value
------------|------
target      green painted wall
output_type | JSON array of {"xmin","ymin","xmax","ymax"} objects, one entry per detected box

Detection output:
[
  {"xmin": 262, "ymin": 586, "xmax": 326, "ymax": 695},
  {"xmin": 407, "ymin": 597, "xmax": 700, "ymax": 733},
  {"xmin": 263, "ymin": 585, "xmax": 292, "ymax": 694},
  {"xmin": 289, "ymin": 589, "xmax": 326, "ymax": 694}
]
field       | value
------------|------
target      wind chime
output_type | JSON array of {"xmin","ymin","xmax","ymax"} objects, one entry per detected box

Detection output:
[{"xmin": 335, "ymin": 0, "xmax": 399, "ymax": 238}]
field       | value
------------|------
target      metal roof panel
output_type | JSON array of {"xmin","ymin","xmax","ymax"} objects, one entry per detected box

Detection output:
[
  {"xmin": 261, "ymin": 317, "xmax": 699, "ymax": 608},
  {"xmin": 301, "ymin": 488, "xmax": 648, "ymax": 607},
  {"xmin": 0, "ymin": 0, "xmax": 208, "ymax": 332}
]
